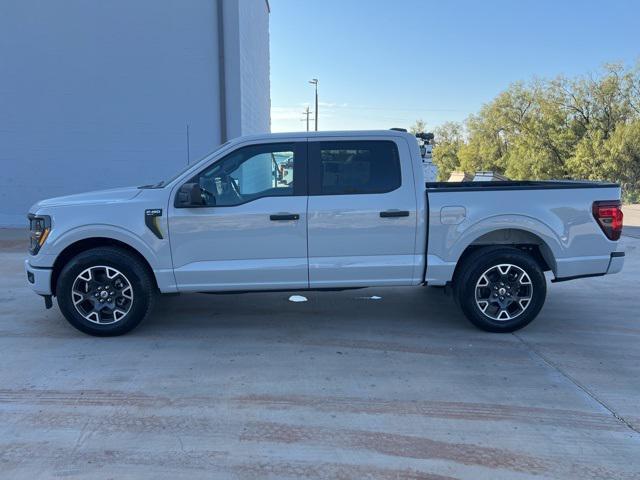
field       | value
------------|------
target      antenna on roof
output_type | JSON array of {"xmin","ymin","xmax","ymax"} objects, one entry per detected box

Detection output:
[{"xmin": 390, "ymin": 127, "xmax": 408, "ymax": 132}]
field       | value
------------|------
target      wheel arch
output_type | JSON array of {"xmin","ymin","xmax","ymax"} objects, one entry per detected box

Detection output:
[
  {"xmin": 451, "ymin": 228, "xmax": 557, "ymax": 285},
  {"xmin": 51, "ymin": 237, "xmax": 158, "ymax": 296}
]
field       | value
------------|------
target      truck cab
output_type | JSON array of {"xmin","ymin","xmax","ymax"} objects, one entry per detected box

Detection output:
[{"xmin": 169, "ymin": 132, "xmax": 424, "ymax": 291}]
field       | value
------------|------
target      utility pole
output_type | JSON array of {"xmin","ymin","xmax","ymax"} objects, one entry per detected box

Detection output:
[
  {"xmin": 301, "ymin": 106, "xmax": 313, "ymax": 132},
  {"xmin": 309, "ymin": 78, "xmax": 318, "ymax": 131}
]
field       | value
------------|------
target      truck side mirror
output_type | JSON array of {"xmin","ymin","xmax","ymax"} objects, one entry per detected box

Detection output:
[{"xmin": 176, "ymin": 183, "xmax": 204, "ymax": 207}]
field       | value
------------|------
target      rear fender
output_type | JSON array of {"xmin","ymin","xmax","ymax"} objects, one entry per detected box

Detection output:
[{"xmin": 427, "ymin": 214, "xmax": 564, "ymax": 284}]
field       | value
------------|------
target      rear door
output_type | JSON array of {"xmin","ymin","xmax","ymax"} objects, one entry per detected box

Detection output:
[{"xmin": 307, "ymin": 137, "xmax": 417, "ymax": 287}]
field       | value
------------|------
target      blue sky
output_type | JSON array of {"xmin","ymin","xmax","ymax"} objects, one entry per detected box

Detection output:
[{"xmin": 269, "ymin": 0, "xmax": 640, "ymax": 132}]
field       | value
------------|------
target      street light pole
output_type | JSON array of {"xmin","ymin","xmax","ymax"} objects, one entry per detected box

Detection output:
[{"xmin": 309, "ymin": 78, "xmax": 318, "ymax": 131}]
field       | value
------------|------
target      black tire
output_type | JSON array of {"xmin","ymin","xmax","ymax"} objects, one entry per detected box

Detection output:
[
  {"xmin": 454, "ymin": 247, "xmax": 546, "ymax": 333},
  {"xmin": 56, "ymin": 247, "xmax": 156, "ymax": 336}
]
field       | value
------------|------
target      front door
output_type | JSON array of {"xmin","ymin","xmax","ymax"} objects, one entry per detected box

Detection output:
[
  {"xmin": 168, "ymin": 141, "xmax": 308, "ymax": 291},
  {"xmin": 307, "ymin": 138, "xmax": 417, "ymax": 287}
]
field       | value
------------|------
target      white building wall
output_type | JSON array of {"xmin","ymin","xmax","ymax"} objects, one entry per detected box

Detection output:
[
  {"xmin": 238, "ymin": 154, "xmax": 273, "ymax": 194},
  {"xmin": 222, "ymin": 0, "xmax": 271, "ymax": 139},
  {"xmin": 0, "ymin": 0, "xmax": 270, "ymax": 226},
  {"xmin": 238, "ymin": 0, "xmax": 271, "ymax": 135}
]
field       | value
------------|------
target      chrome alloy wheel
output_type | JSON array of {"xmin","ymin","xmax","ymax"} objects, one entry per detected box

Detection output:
[
  {"xmin": 474, "ymin": 264, "xmax": 533, "ymax": 321},
  {"xmin": 71, "ymin": 266, "xmax": 134, "ymax": 325}
]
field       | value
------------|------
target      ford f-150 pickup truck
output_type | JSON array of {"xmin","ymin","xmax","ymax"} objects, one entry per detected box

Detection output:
[{"xmin": 25, "ymin": 130, "xmax": 625, "ymax": 336}]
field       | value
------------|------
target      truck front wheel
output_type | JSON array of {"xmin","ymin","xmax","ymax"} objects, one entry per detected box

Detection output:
[
  {"xmin": 56, "ymin": 247, "xmax": 156, "ymax": 336},
  {"xmin": 455, "ymin": 247, "xmax": 546, "ymax": 332}
]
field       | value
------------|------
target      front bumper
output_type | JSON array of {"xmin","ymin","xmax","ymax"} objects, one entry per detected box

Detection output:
[{"xmin": 25, "ymin": 260, "xmax": 53, "ymax": 295}]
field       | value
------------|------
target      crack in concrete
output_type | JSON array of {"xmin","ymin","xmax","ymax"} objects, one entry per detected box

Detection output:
[{"xmin": 513, "ymin": 332, "xmax": 640, "ymax": 436}]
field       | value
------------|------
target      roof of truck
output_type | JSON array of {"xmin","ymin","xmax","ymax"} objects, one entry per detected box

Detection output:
[{"xmin": 228, "ymin": 129, "xmax": 415, "ymax": 144}]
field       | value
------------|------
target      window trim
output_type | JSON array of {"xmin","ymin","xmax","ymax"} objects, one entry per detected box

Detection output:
[
  {"xmin": 174, "ymin": 141, "xmax": 308, "ymax": 208},
  {"xmin": 308, "ymin": 140, "xmax": 402, "ymax": 196}
]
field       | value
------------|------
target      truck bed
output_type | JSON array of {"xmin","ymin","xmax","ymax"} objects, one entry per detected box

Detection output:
[
  {"xmin": 425, "ymin": 180, "xmax": 619, "ymax": 191},
  {"xmin": 423, "ymin": 179, "xmax": 623, "ymax": 286}
]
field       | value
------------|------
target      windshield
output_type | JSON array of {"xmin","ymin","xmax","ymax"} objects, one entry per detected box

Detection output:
[{"xmin": 138, "ymin": 141, "xmax": 232, "ymax": 189}]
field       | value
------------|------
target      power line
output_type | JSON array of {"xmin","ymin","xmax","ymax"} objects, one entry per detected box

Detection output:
[
  {"xmin": 300, "ymin": 106, "xmax": 314, "ymax": 131},
  {"xmin": 273, "ymin": 104, "xmax": 468, "ymax": 113}
]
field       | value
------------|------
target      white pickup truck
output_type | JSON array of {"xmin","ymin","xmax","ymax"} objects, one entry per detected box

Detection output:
[{"xmin": 25, "ymin": 130, "xmax": 625, "ymax": 336}]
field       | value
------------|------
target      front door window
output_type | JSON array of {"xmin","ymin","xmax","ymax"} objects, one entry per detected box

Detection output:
[{"xmin": 190, "ymin": 144, "xmax": 298, "ymax": 207}]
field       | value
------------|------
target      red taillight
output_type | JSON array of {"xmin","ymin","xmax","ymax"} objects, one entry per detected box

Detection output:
[{"xmin": 592, "ymin": 200, "xmax": 623, "ymax": 241}]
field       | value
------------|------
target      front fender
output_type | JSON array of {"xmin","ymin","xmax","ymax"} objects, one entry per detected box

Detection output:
[
  {"xmin": 30, "ymin": 223, "xmax": 178, "ymax": 294},
  {"xmin": 31, "ymin": 224, "xmax": 162, "ymax": 270}
]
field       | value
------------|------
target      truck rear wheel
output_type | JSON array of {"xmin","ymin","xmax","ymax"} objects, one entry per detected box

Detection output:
[
  {"xmin": 56, "ymin": 247, "xmax": 156, "ymax": 336},
  {"xmin": 455, "ymin": 247, "xmax": 546, "ymax": 332}
]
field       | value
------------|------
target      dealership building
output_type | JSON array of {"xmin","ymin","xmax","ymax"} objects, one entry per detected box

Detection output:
[{"xmin": 0, "ymin": 0, "xmax": 271, "ymax": 226}]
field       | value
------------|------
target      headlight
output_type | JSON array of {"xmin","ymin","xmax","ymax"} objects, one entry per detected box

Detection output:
[{"xmin": 28, "ymin": 214, "xmax": 51, "ymax": 255}]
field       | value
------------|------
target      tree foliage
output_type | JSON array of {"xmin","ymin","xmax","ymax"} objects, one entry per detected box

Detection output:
[
  {"xmin": 432, "ymin": 122, "xmax": 464, "ymax": 180},
  {"xmin": 409, "ymin": 119, "xmax": 427, "ymax": 135},
  {"xmin": 430, "ymin": 63, "xmax": 640, "ymax": 200}
]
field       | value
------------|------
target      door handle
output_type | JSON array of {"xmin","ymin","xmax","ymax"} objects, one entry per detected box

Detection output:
[
  {"xmin": 270, "ymin": 213, "xmax": 300, "ymax": 221},
  {"xmin": 380, "ymin": 210, "xmax": 410, "ymax": 218}
]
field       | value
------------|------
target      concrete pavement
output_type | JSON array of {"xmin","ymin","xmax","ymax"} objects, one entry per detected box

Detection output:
[
  {"xmin": 623, "ymin": 204, "xmax": 640, "ymax": 238},
  {"xmin": 1, "ymin": 230, "xmax": 639, "ymax": 479}
]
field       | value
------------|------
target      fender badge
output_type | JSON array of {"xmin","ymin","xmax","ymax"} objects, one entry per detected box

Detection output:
[{"xmin": 145, "ymin": 209, "xmax": 163, "ymax": 239}]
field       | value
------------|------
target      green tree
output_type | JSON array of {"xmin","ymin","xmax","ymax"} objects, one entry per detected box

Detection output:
[
  {"xmin": 409, "ymin": 119, "xmax": 427, "ymax": 135},
  {"xmin": 569, "ymin": 120, "xmax": 640, "ymax": 202},
  {"xmin": 432, "ymin": 122, "xmax": 464, "ymax": 180},
  {"xmin": 430, "ymin": 62, "xmax": 640, "ymax": 200},
  {"xmin": 606, "ymin": 120, "xmax": 640, "ymax": 202}
]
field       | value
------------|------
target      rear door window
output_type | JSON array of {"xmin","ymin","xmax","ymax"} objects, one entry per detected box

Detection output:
[{"xmin": 309, "ymin": 140, "xmax": 401, "ymax": 195}]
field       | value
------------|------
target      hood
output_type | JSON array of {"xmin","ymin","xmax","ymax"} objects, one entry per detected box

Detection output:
[{"xmin": 31, "ymin": 186, "xmax": 142, "ymax": 210}]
